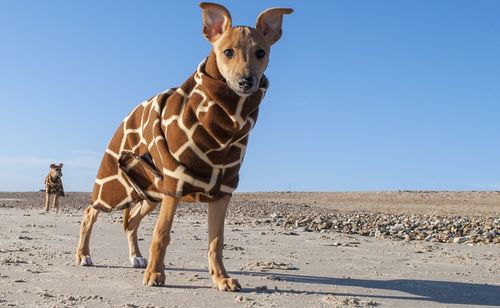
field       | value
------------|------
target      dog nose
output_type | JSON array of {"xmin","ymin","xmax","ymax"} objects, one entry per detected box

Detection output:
[{"xmin": 238, "ymin": 77, "xmax": 254, "ymax": 91}]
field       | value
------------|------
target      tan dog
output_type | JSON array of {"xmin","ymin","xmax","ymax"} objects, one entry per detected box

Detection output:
[
  {"xmin": 75, "ymin": 2, "xmax": 292, "ymax": 291},
  {"xmin": 44, "ymin": 163, "xmax": 64, "ymax": 212}
]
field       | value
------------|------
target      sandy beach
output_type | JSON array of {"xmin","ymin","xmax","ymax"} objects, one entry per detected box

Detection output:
[{"xmin": 0, "ymin": 191, "xmax": 499, "ymax": 307}]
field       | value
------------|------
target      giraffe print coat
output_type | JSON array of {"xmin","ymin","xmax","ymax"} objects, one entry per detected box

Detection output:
[
  {"xmin": 45, "ymin": 174, "xmax": 65, "ymax": 197},
  {"xmin": 91, "ymin": 53, "xmax": 268, "ymax": 212}
]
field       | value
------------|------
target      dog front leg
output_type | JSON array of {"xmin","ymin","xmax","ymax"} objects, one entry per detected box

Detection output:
[
  {"xmin": 207, "ymin": 196, "xmax": 241, "ymax": 291},
  {"xmin": 44, "ymin": 193, "xmax": 50, "ymax": 212},
  {"xmin": 143, "ymin": 195, "xmax": 179, "ymax": 286},
  {"xmin": 52, "ymin": 194, "xmax": 59, "ymax": 212}
]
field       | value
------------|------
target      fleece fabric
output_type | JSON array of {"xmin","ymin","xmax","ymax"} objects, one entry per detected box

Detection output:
[{"xmin": 91, "ymin": 53, "xmax": 268, "ymax": 211}]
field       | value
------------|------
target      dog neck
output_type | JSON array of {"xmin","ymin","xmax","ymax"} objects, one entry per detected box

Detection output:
[{"xmin": 49, "ymin": 173, "xmax": 60, "ymax": 182}]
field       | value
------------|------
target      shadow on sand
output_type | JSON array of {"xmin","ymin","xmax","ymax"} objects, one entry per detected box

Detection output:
[
  {"xmin": 168, "ymin": 267, "xmax": 499, "ymax": 306},
  {"xmin": 82, "ymin": 265, "xmax": 498, "ymax": 305},
  {"xmin": 239, "ymin": 271, "xmax": 499, "ymax": 306}
]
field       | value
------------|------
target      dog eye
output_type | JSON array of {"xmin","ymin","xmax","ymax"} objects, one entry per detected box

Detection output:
[
  {"xmin": 224, "ymin": 49, "xmax": 234, "ymax": 58},
  {"xmin": 255, "ymin": 49, "xmax": 266, "ymax": 59}
]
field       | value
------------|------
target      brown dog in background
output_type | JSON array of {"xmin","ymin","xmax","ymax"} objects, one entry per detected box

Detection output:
[{"xmin": 44, "ymin": 163, "xmax": 64, "ymax": 212}]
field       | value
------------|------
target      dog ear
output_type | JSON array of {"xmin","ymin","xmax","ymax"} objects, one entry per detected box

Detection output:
[
  {"xmin": 256, "ymin": 8, "xmax": 293, "ymax": 45},
  {"xmin": 199, "ymin": 2, "xmax": 232, "ymax": 42},
  {"xmin": 59, "ymin": 163, "xmax": 64, "ymax": 168}
]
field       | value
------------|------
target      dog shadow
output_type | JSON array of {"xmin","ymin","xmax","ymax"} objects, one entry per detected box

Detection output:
[
  {"xmin": 168, "ymin": 267, "xmax": 499, "ymax": 306},
  {"xmin": 244, "ymin": 271, "xmax": 500, "ymax": 306},
  {"xmin": 88, "ymin": 264, "xmax": 134, "ymax": 269},
  {"xmin": 83, "ymin": 265, "xmax": 499, "ymax": 305}
]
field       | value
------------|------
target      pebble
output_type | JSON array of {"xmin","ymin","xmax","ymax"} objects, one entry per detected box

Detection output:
[
  {"xmin": 235, "ymin": 295, "xmax": 254, "ymax": 305},
  {"xmin": 4, "ymin": 192, "xmax": 498, "ymax": 245},
  {"xmin": 243, "ymin": 261, "xmax": 298, "ymax": 271},
  {"xmin": 219, "ymin": 199, "xmax": 500, "ymax": 245}
]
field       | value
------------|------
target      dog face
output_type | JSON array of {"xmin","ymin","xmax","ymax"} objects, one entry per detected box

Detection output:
[
  {"xmin": 200, "ymin": 3, "xmax": 293, "ymax": 95},
  {"xmin": 49, "ymin": 163, "xmax": 63, "ymax": 178}
]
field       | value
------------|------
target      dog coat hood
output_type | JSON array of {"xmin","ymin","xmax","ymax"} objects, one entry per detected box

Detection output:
[{"xmin": 91, "ymin": 53, "xmax": 268, "ymax": 211}]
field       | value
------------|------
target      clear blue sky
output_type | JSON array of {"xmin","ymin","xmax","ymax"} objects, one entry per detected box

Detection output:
[{"xmin": 1, "ymin": 1, "xmax": 499, "ymax": 192}]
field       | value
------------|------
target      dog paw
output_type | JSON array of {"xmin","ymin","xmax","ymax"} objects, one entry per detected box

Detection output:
[
  {"xmin": 143, "ymin": 270, "xmax": 165, "ymax": 286},
  {"xmin": 75, "ymin": 254, "xmax": 93, "ymax": 266},
  {"xmin": 130, "ymin": 256, "xmax": 148, "ymax": 268},
  {"xmin": 213, "ymin": 277, "xmax": 241, "ymax": 292}
]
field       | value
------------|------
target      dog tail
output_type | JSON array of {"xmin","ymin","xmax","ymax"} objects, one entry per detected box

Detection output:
[{"xmin": 122, "ymin": 207, "xmax": 130, "ymax": 231}]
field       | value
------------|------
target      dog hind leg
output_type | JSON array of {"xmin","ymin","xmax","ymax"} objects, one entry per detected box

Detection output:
[
  {"xmin": 75, "ymin": 205, "xmax": 100, "ymax": 266},
  {"xmin": 125, "ymin": 201, "xmax": 158, "ymax": 268}
]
